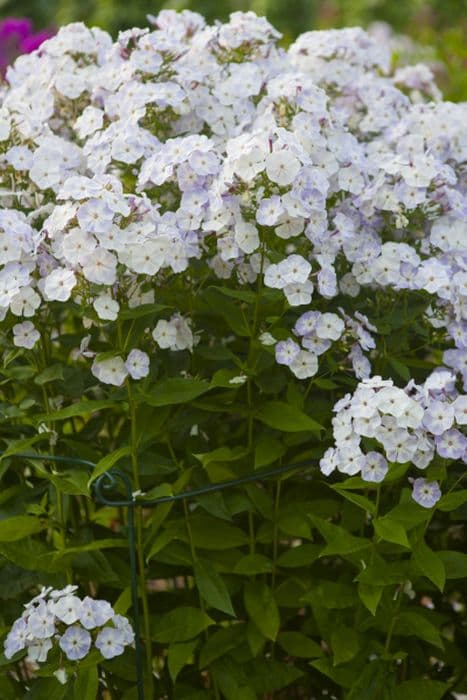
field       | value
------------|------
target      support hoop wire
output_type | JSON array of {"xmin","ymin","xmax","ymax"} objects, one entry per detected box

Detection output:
[{"xmin": 8, "ymin": 452, "xmax": 317, "ymax": 700}]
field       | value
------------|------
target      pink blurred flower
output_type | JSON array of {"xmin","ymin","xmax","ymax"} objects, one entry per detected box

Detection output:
[{"xmin": 0, "ymin": 17, "xmax": 55, "ymax": 76}]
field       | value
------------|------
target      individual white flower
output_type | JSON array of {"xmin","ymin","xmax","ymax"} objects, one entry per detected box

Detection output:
[
  {"xmin": 290, "ymin": 350, "xmax": 318, "ymax": 379},
  {"xmin": 93, "ymin": 294, "xmax": 120, "ymax": 321},
  {"xmin": 78, "ymin": 597, "xmax": 114, "ymax": 630},
  {"xmin": 152, "ymin": 319, "xmax": 177, "ymax": 349},
  {"xmin": 112, "ymin": 614, "xmax": 135, "ymax": 644},
  {"xmin": 50, "ymin": 595, "xmax": 82, "ymax": 625},
  {"xmin": 59, "ymin": 625, "xmax": 92, "ymax": 661},
  {"xmin": 453, "ymin": 396, "xmax": 467, "ymax": 425},
  {"xmin": 125, "ymin": 349, "xmax": 150, "ymax": 379},
  {"xmin": 315, "ymin": 313, "xmax": 345, "ymax": 341},
  {"xmin": 41, "ymin": 268, "xmax": 76, "ymax": 302},
  {"xmin": 361, "ymin": 452, "xmax": 388, "ymax": 482},
  {"xmin": 91, "ymin": 356, "xmax": 128, "ymax": 386},
  {"xmin": 27, "ymin": 638, "xmax": 53, "ymax": 663},
  {"xmin": 13, "ymin": 321, "xmax": 40, "ymax": 349},
  {"xmin": 265, "ymin": 150, "xmax": 301, "ymax": 186},
  {"xmin": 234, "ymin": 221, "xmax": 260, "ymax": 254},
  {"xmin": 10, "ymin": 287, "xmax": 41, "ymax": 317},
  {"xmin": 4, "ymin": 618, "xmax": 28, "ymax": 659},
  {"xmin": 283, "ymin": 280, "xmax": 313, "ymax": 306},
  {"xmin": 81, "ymin": 248, "xmax": 117, "ymax": 285},
  {"xmin": 95, "ymin": 627, "xmax": 127, "ymax": 659},
  {"xmin": 27, "ymin": 601, "xmax": 56, "ymax": 639}
]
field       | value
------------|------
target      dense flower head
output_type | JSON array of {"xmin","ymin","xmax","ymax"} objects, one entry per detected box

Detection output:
[
  {"xmin": 0, "ymin": 10, "xmax": 465, "ymax": 502},
  {"xmin": 3, "ymin": 586, "xmax": 133, "ymax": 663}
]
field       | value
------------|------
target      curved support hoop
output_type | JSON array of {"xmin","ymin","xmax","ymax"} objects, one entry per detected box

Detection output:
[{"xmin": 93, "ymin": 468, "xmax": 135, "ymax": 507}]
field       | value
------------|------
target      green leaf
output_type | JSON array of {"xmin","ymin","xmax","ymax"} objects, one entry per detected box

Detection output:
[
  {"xmin": 74, "ymin": 665, "xmax": 98, "ymax": 700},
  {"xmin": 35, "ymin": 399, "xmax": 120, "ymax": 423},
  {"xmin": 34, "ymin": 364, "xmax": 64, "ymax": 385},
  {"xmin": 331, "ymin": 486, "xmax": 376, "ymax": 515},
  {"xmin": 437, "ymin": 489, "xmax": 467, "ymax": 511},
  {"xmin": 199, "ymin": 625, "xmax": 245, "ymax": 668},
  {"xmin": 189, "ymin": 516, "xmax": 248, "ymax": 550},
  {"xmin": 389, "ymin": 357, "xmax": 411, "ymax": 382},
  {"xmin": 0, "ymin": 515, "xmax": 43, "ymax": 542},
  {"xmin": 248, "ymin": 659, "xmax": 303, "ymax": 693},
  {"xmin": 277, "ymin": 544, "xmax": 321, "ymax": 568},
  {"xmin": 347, "ymin": 660, "xmax": 396, "ymax": 700},
  {"xmin": 374, "ymin": 518, "xmax": 410, "ymax": 548},
  {"xmin": 23, "ymin": 678, "xmax": 68, "ymax": 700},
  {"xmin": 233, "ymin": 554, "xmax": 273, "ymax": 575},
  {"xmin": 244, "ymin": 582, "xmax": 280, "ymax": 641},
  {"xmin": 358, "ymin": 583, "xmax": 383, "ymax": 616},
  {"xmin": 152, "ymin": 607, "xmax": 213, "ymax": 643},
  {"xmin": 142, "ymin": 378, "xmax": 211, "ymax": 406},
  {"xmin": 254, "ymin": 436, "xmax": 285, "ymax": 469},
  {"xmin": 0, "ymin": 435, "xmax": 48, "ymax": 460},
  {"xmin": 194, "ymin": 446, "xmax": 248, "ymax": 468},
  {"xmin": 394, "ymin": 611, "xmax": 443, "ymax": 649},
  {"xmin": 119, "ymin": 302, "xmax": 168, "ymax": 319},
  {"xmin": 413, "ymin": 538, "xmax": 446, "ymax": 591},
  {"xmin": 255, "ymin": 401, "xmax": 323, "ymax": 432},
  {"xmin": 310, "ymin": 515, "xmax": 371, "ymax": 556},
  {"xmin": 277, "ymin": 632, "xmax": 322, "ymax": 658},
  {"xmin": 437, "ymin": 550, "xmax": 467, "ymax": 579},
  {"xmin": 88, "ymin": 445, "xmax": 130, "ymax": 485},
  {"xmin": 393, "ymin": 680, "xmax": 448, "ymax": 700},
  {"xmin": 194, "ymin": 559, "xmax": 235, "ymax": 616},
  {"xmin": 167, "ymin": 640, "xmax": 197, "ymax": 682},
  {"xmin": 331, "ymin": 626, "xmax": 359, "ymax": 665}
]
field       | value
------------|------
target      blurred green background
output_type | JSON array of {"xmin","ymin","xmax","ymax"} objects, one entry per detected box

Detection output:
[{"xmin": 0, "ymin": 0, "xmax": 466, "ymax": 99}]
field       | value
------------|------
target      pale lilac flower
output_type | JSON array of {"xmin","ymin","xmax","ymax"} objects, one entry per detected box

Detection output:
[
  {"xmin": 79, "ymin": 597, "xmax": 114, "ymax": 629},
  {"xmin": 50, "ymin": 595, "xmax": 81, "ymax": 625},
  {"xmin": 4, "ymin": 618, "xmax": 28, "ymax": 659},
  {"xmin": 93, "ymin": 294, "xmax": 120, "ymax": 321},
  {"xmin": 423, "ymin": 401, "xmax": 455, "ymax": 435},
  {"xmin": 275, "ymin": 339, "xmax": 300, "ymax": 366},
  {"xmin": 435, "ymin": 429, "xmax": 467, "ymax": 460},
  {"xmin": 412, "ymin": 478, "xmax": 441, "ymax": 508},
  {"xmin": 95, "ymin": 627, "xmax": 126, "ymax": 659},
  {"xmin": 59, "ymin": 625, "xmax": 91, "ymax": 661},
  {"xmin": 13, "ymin": 321, "xmax": 40, "ymax": 349},
  {"xmin": 361, "ymin": 452, "xmax": 388, "ymax": 483},
  {"xmin": 125, "ymin": 349, "xmax": 150, "ymax": 380},
  {"xmin": 27, "ymin": 601, "xmax": 55, "ymax": 639},
  {"xmin": 91, "ymin": 356, "xmax": 128, "ymax": 386}
]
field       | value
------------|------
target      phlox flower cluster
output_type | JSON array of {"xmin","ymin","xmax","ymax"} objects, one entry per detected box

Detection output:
[
  {"xmin": 0, "ymin": 11, "xmax": 465, "ymax": 499},
  {"xmin": 321, "ymin": 372, "xmax": 467, "ymax": 506},
  {"xmin": 3, "ymin": 585, "xmax": 134, "ymax": 663}
]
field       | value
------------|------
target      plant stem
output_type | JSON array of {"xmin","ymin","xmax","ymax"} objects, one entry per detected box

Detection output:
[{"xmin": 127, "ymin": 381, "xmax": 154, "ymax": 696}]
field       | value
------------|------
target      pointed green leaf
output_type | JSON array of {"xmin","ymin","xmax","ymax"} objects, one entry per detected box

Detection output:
[
  {"xmin": 374, "ymin": 518, "xmax": 410, "ymax": 548},
  {"xmin": 244, "ymin": 582, "xmax": 280, "ymax": 641},
  {"xmin": 168, "ymin": 640, "xmax": 197, "ymax": 682},
  {"xmin": 152, "ymin": 608, "xmax": 213, "ymax": 643},
  {"xmin": 413, "ymin": 538, "xmax": 445, "ymax": 591},
  {"xmin": 255, "ymin": 401, "xmax": 323, "ymax": 432},
  {"xmin": 88, "ymin": 445, "xmax": 130, "ymax": 485},
  {"xmin": 194, "ymin": 559, "xmax": 235, "ymax": 616}
]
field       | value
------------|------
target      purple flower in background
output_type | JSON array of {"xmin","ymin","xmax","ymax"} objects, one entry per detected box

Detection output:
[
  {"xmin": 0, "ymin": 17, "xmax": 54, "ymax": 76},
  {"xmin": 412, "ymin": 478, "xmax": 441, "ymax": 509}
]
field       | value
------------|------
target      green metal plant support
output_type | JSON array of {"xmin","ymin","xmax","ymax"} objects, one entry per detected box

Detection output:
[{"xmin": 10, "ymin": 452, "xmax": 317, "ymax": 700}]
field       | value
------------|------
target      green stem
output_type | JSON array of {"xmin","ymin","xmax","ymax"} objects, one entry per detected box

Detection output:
[
  {"xmin": 384, "ymin": 585, "xmax": 403, "ymax": 654},
  {"xmin": 271, "ymin": 480, "xmax": 281, "ymax": 591},
  {"xmin": 127, "ymin": 381, "xmax": 154, "ymax": 696}
]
